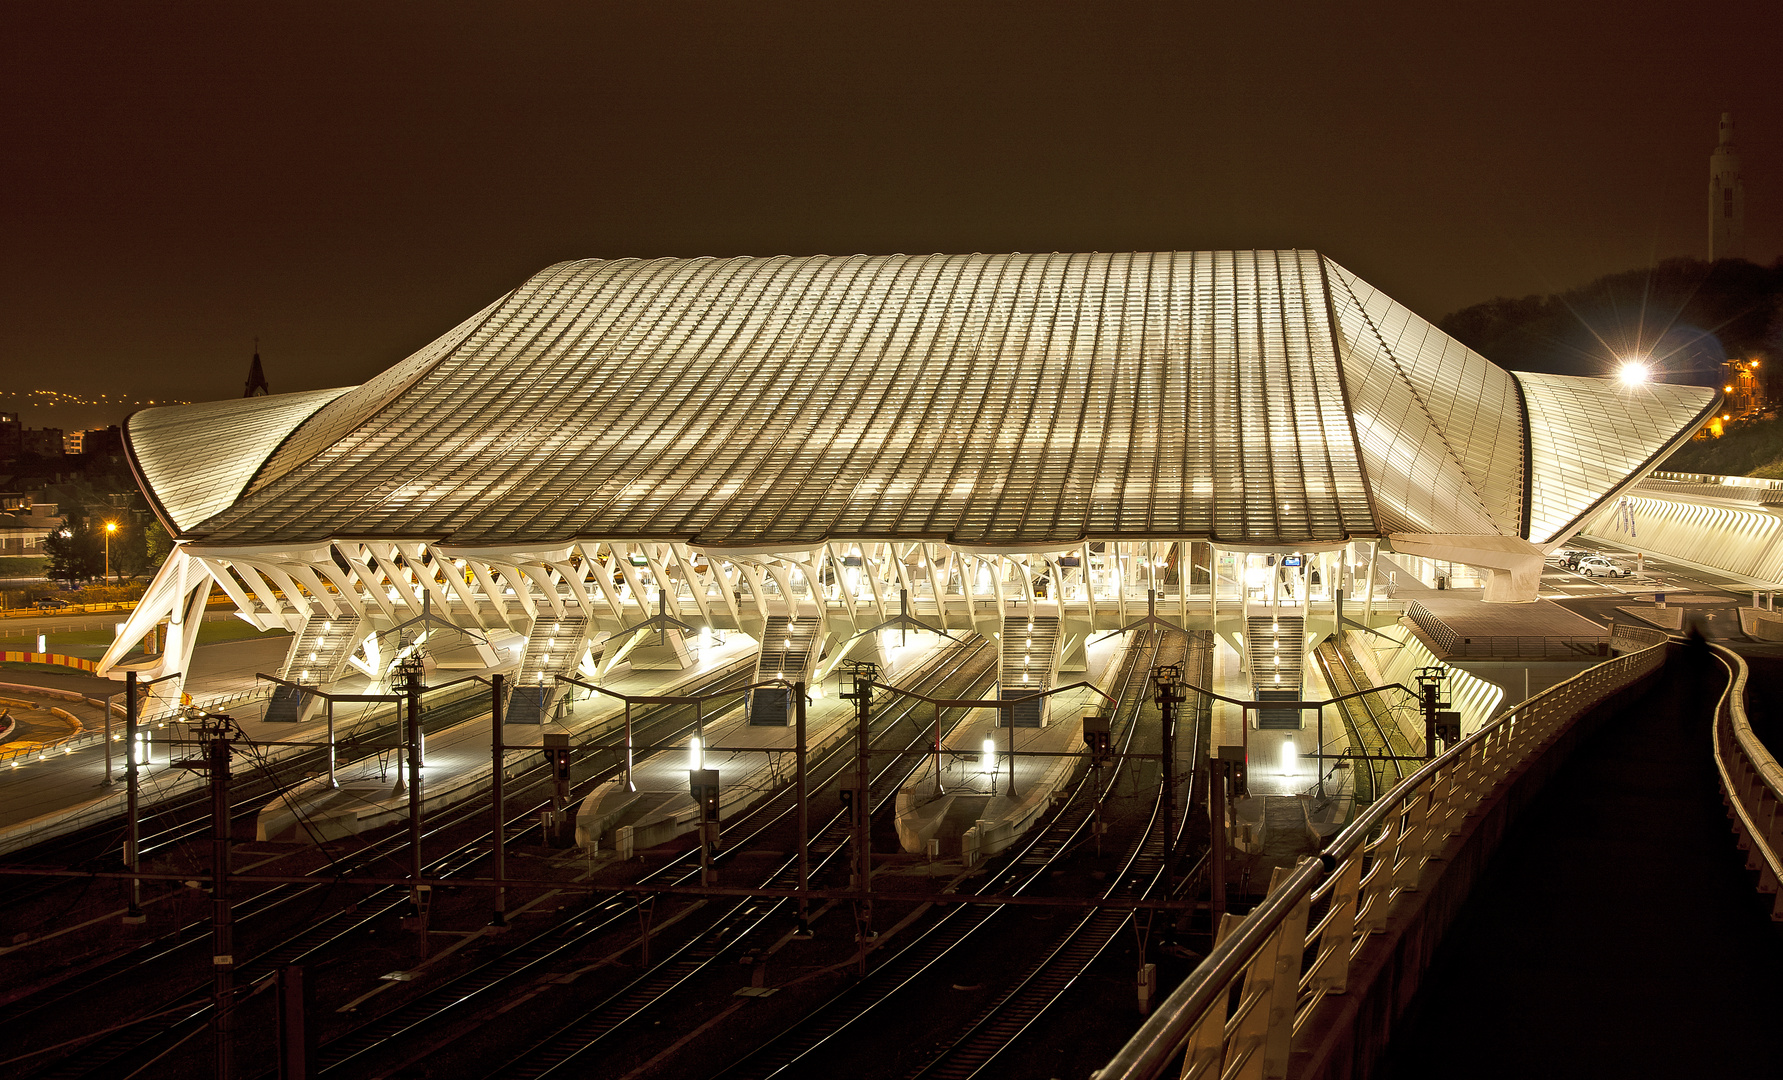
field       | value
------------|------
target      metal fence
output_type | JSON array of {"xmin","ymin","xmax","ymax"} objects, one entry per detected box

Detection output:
[
  {"xmin": 1709, "ymin": 641, "xmax": 1783, "ymax": 917},
  {"xmin": 1400, "ymin": 599, "xmax": 1457, "ymax": 654},
  {"xmin": 1096, "ymin": 625, "xmax": 1669, "ymax": 1080},
  {"xmin": 0, "ymin": 684, "xmax": 273, "ymax": 768},
  {"xmin": 1442, "ymin": 636, "xmax": 1609, "ymax": 660}
]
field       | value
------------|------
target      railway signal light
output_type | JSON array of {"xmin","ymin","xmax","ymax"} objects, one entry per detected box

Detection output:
[
  {"xmin": 1083, "ymin": 709, "xmax": 1112, "ymax": 764},
  {"xmin": 690, "ymin": 768, "xmax": 721, "ymax": 822},
  {"xmin": 543, "ymin": 733, "xmax": 573, "ymax": 787}
]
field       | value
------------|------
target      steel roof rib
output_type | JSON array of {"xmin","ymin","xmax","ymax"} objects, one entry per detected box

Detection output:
[
  {"xmin": 495, "ymin": 257, "xmax": 721, "ymax": 540},
  {"xmin": 881, "ymin": 254, "xmax": 991, "ymax": 537},
  {"xmin": 595, "ymin": 256, "xmax": 798, "ymax": 541},
  {"xmin": 520, "ymin": 257, "xmax": 739, "ymax": 538},
  {"xmin": 569, "ymin": 256, "xmax": 786, "ymax": 540},
  {"xmin": 914, "ymin": 252, "xmax": 1027, "ymax": 538},
  {"xmin": 129, "ymin": 251, "xmax": 1712, "ymax": 554},
  {"xmin": 608, "ymin": 256, "xmax": 794, "ymax": 539},
  {"xmin": 737, "ymin": 255, "xmax": 878, "ymax": 545}
]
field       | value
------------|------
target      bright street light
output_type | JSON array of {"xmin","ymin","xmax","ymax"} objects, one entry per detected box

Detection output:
[
  {"xmin": 1617, "ymin": 360, "xmax": 1650, "ymax": 386},
  {"xmin": 104, "ymin": 520, "xmax": 118, "ymax": 582}
]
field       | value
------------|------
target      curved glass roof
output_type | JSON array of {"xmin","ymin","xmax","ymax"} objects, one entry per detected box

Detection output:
[
  {"xmin": 125, "ymin": 251, "xmax": 1715, "ymax": 551},
  {"xmin": 126, "ymin": 386, "xmax": 351, "ymax": 532}
]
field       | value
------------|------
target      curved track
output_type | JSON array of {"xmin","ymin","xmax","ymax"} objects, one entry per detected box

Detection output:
[{"xmin": 711, "ymin": 627, "xmax": 1188, "ymax": 1080}]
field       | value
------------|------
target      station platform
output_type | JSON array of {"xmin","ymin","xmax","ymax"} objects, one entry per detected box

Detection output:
[
  {"xmin": 255, "ymin": 631, "xmax": 767, "ymax": 843},
  {"xmin": 575, "ymin": 632, "xmax": 956, "ymax": 852},
  {"xmin": 0, "ymin": 634, "xmax": 298, "ymax": 855},
  {"xmin": 893, "ymin": 633, "xmax": 1124, "ymax": 861}
]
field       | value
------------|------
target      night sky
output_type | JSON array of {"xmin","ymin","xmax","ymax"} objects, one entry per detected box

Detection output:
[{"xmin": 5, "ymin": 2, "xmax": 1780, "ymax": 429}]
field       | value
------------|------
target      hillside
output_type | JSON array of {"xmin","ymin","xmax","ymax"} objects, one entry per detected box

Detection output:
[
  {"xmin": 1439, "ymin": 257, "xmax": 1783, "ymax": 389},
  {"xmin": 1660, "ymin": 416, "xmax": 1783, "ymax": 479}
]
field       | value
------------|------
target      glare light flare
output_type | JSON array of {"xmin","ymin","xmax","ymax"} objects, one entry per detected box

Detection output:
[{"xmin": 1618, "ymin": 360, "xmax": 1651, "ymax": 385}]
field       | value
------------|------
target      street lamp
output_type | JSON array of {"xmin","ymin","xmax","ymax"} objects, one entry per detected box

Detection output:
[{"xmin": 104, "ymin": 520, "xmax": 118, "ymax": 583}]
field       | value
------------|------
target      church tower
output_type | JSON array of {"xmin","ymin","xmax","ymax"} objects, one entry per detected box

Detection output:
[
  {"xmin": 1709, "ymin": 112, "xmax": 1744, "ymax": 261},
  {"xmin": 244, "ymin": 342, "xmax": 270, "ymax": 397}
]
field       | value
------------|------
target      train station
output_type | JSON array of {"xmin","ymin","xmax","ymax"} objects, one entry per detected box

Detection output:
[
  {"xmin": 75, "ymin": 250, "xmax": 1714, "ymax": 854},
  {"xmin": 10, "ymin": 250, "xmax": 1780, "ymax": 1080}
]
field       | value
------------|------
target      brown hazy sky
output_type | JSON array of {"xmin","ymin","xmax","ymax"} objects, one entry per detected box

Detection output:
[{"xmin": 4, "ymin": 1, "xmax": 1780, "ymax": 424}]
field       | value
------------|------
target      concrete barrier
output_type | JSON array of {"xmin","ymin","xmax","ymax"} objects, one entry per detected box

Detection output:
[{"xmin": 1738, "ymin": 607, "xmax": 1783, "ymax": 641}]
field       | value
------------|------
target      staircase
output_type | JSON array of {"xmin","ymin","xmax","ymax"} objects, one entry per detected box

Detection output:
[
  {"xmin": 508, "ymin": 615, "xmax": 588, "ymax": 725},
  {"xmin": 749, "ymin": 616, "xmax": 822, "ymax": 726},
  {"xmin": 1000, "ymin": 615, "xmax": 1059, "ymax": 727},
  {"xmin": 1247, "ymin": 614, "xmax": 1306, "ymax": 730},
  {"xmin": 268, "ymin": 612, "xmax": 363, "ymax": 722}
]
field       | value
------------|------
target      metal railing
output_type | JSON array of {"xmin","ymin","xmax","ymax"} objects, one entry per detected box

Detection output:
[
  {"xmin": 1400, "ymin": 599, "xmax": 1457, "ymax": 653},
  {"xmin": 1442, "ymin": 636, "xmax": 1609, "ymax": 660},
  {"xmin": 1096, "ymin": 626, "xmax": 1669, "ymax": 1080},
  {"xmin": 0, "ymin": 684, "xmax": 274, "ymax": 768},
  {"xmin": 1708, "ymin": 641, "xmax": 1783, "ymax": 916}
]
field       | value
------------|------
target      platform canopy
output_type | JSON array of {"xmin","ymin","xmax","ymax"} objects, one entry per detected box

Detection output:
[{"xmin": 127, "ymin": 251, "xmax": 1716, "ymax": 553}]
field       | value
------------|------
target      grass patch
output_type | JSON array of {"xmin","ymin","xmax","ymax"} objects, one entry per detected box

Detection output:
[{"xmin": 1, "ymin": 618, "xmax": 289, "ymax": 655}]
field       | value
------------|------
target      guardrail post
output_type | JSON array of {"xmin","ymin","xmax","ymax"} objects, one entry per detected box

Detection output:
[
  {"xmin": 1220, "ymin": 912, "xmax": 1274, "ymax": 1080},
  {"xmin": 1262, "ymin": 865, "xmax": 1312, "ymax": 1079},
  {"xmin": 1308, "ymin": 853, "xmax": 1362, "ymax": 994},
  {"xmin": 1391, "ymin": 785, "xmax": 1429, "ymax": 892}
]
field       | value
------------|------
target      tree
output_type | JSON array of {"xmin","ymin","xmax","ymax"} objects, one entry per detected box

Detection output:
[
  {"xmin": 44, "ymin": 505, "xmax": 103, "ymax": 585},
  {"xmin": 111, "ymin": 513, "xmax": 151, "ymax": 582}
]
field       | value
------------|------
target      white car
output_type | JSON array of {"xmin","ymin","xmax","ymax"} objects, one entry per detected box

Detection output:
[{"xmin": 1575, "ymin": 555, "xmax": 1630, "ymax": 578}]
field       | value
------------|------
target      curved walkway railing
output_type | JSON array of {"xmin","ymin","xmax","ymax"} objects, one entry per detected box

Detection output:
[
  {"xmin": 1097, "ymin": 624, "xmax": 1670, "ymax": 1080},
  {"xmin": 1708, "ymin": 641, "xmax": 1783, "ymax": 917}
]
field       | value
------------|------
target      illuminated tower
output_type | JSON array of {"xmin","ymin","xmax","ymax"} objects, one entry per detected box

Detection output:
[{"xmin": 1709, "ymin": 112, "xmax": 1744, "ymax": 261}]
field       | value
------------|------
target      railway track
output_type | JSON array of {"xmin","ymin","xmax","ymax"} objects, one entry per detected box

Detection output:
[
  {"xmin": 0, "ymin": 677, "xmax": 491, "ymax": 914},
  {"xmin": 710, "ymin": 626, "xmax": 1186, "ymax": 1080},
  {"xmin": 904, "ymin": 630, "xmax": 1212, "ymax": 1080},
  {"xmin": 474, "ymin": 637, "xmax": 998, "ymax": 1080},
  {"xmin": 5, "ymin": 662, "xmax": 757, "ymax": 1080}
]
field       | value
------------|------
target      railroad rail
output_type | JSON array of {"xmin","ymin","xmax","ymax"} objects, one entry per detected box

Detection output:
[
  {"xmin": 5, "ymin": 663, "xmax": 757, "ymax": 1079},
  {"xmin": 712, "ymin": 626, "xmax": 1182, "ymax": 1080},
  {"xmin": 906, "ymin": 630, "xmax": 1213, "ymax": 1080},
  {"xmin": 477, "ymin": 638, "xmax": 998, "ymax": 1080}
]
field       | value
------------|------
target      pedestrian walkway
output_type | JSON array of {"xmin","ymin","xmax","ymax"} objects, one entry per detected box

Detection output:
[{"xmin": 1378, "ymin": 645, "xmax": 1783, "ymax": 1078}]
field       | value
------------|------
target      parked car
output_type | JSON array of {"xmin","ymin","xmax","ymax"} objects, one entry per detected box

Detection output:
[
  {"xmin": 32, "ymin": 596, "xmax": 70, "ymax": 609},
  {"xmin": 1552, "ymin": 549, "xmax": 1590, "ymax": 570},
  {"xmin": 1575, "ymin": 555, "xmax": 1629, "ymax": 578}
]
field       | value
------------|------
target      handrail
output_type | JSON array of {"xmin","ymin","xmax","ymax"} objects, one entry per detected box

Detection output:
[
  {"xmin": 1098, "ymin": 627, "xmax": 1669, "ymax": 1080},
  {"xmin": 1707, "ymin": 641, "xmax": 1783, "ymax": 913},
  {"xmin": 1400, "ymin": 599, "xmax": 1457, "ymax": 654}
]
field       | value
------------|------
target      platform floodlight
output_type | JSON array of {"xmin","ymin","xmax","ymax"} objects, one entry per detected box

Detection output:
[
  {"xmin": 1618, "ymin": 359, "xmax": 1650, "ymax": 385},
  {"xmin": 689, "ymin": 736, "xmax": 704, "ymax": 771},
  {"xmin": 981, "ymin": 737, "xmax": 995, "ymax": 773}
]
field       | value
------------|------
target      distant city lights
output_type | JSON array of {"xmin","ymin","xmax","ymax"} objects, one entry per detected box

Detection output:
[{"xmin": 1, "ymin": 389, "xmax": 191, "ymax": 409}]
